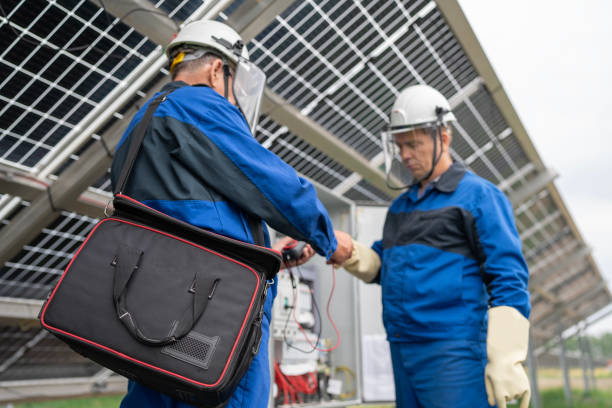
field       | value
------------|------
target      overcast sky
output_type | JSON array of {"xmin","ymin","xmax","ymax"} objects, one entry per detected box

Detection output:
[{"xmin": 457, "ymin": 0, "xmax": 612, "ymax": 334}]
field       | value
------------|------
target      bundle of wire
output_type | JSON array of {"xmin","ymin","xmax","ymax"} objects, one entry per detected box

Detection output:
[{"xmin": 274, "ymin": 361, "xmax": 318, "ymax": 405}]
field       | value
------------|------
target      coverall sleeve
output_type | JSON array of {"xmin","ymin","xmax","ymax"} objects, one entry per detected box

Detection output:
[
  {"xmin": 474, "ymin": 185, "xmax": 530, "ymax": 318},
  {"xmin": 172, "ymin": 96, "xmax": 337, "ymax": 259}
]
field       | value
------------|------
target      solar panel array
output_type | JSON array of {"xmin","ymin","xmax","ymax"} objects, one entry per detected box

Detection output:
[
  {"xmin": 0, "ymin": 0, "xmax": 160, "ymax": 172},
  {"xmin": 247, "ymin": 0, "xmax": 537, "ymax": 202},
  {"xmin": 0, "ymin": 210, "xmax": 98, "ymax": 299},
  {"xmin": 0, "ymin": 0, "xmax": 608, "ymax": 392}
]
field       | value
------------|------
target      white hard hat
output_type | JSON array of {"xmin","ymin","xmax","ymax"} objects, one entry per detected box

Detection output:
[
  {"xmin": 166, "ymin": 20, "xmax": 249, "ymax": 64},
  {"xmin": 389, "ymin": 84, "xmax": 456, "ymax": 132}
]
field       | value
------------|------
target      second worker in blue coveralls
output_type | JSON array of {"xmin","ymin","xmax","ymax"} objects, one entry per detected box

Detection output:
[
  {"xmin": 337, "ymin": 84, "xmax": 531, "ymax": 408},
  {"xmin": 110, "ymin": 20, "xmax": 353, "ymax": 408}
]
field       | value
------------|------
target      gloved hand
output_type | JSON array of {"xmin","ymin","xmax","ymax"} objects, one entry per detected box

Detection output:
[
  {"xmin": 341, "ymin": 239, "xmax": 380, "ymax": 283},
  {"xmin": 485, "ymin": 306, "xmax": 531, "ymax": 408}
]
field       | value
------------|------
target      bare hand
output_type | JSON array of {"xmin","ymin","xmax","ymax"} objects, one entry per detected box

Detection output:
[
  {"xmin": 272, "ymin": 236, "xmax": 315, "ymax": 269},
  {"xmin": 291, "ymin": 243, "xmax": 315, "ymax": 268},
  {"xmin": 328, "ymin": 230, "xmax": 353, "ymax": 265},
  {"xmin": 272, "ymin": 236, "xmax": 296, "ymax": 253}
]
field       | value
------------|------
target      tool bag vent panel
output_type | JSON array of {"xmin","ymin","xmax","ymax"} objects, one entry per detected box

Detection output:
[{"xmin": 162, "ymin": 332, "xmax": 220, "ymax": 370}]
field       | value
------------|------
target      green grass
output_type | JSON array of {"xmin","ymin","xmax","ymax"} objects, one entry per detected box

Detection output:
[
  {"xmin": 346, "ymin": 388, "xmax": 612, "ymax": 408},
  {"xmin": 12, "ymin": 388, "xmax": 612, "ymax": 407},
  {"xmin": 539, "ymin": 388, "xmax": 612, "ymax": 408},
  {"xmin": 14, "ymin": 394, "xmax": 123, "ymax": 408}
]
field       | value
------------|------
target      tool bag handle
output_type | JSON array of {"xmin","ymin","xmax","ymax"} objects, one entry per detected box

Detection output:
[
  {"xmin": 112, "ymin": 87, "xmax": 264, "ymax": 246},
  {"xmin": 112, "ymin": 246, "xmax": 214, "ymax": 345}
]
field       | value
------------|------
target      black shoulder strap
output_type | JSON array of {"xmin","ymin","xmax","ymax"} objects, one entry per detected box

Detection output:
[
  {"xmin": 113, "ymin": 87, "xmax": 265, "ymax": 247},
  {"xmin": 247, "ymin": 216, "xmax": 265, "ymax": 247},
  {"xmin": 114, "ymin": 89, "xmax": 175, "ymax": 195}
]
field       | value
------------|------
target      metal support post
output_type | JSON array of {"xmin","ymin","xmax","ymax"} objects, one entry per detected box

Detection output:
[
  {"xmin": 584, "ymin": 336, "xmax": 597, "ymax": 390},
  {"xmin": 577, "ymin": 331, "xmax": 591, "ymax": 397},
  {"xmin": 526, "ymin": 333, "xmax": 542, "ymax": 408},
  {"xmin": 558, "ymin": 332, "xmax": 572, "ymax": 407}
]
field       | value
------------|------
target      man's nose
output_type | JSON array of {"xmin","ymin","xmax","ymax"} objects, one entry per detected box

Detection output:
[{"xmin": 400, "ymin": 146, "xmax": 412, "ymax": 161}]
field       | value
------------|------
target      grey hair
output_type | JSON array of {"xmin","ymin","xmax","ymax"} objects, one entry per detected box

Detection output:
[{"xmin": 170, "ymin": 47, "xmax": 222, "ymax": 80}]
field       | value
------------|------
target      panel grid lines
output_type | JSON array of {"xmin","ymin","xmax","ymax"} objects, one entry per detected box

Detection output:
[
  {"xmin": 0, "ymin": 211, "xmax": 97, "ymax": 299},
  {"xmin": 250, "ymin": 0, "xmax": 533, "ymax": 197},
  {"xmin": 0, "ymin": 0, "xmax": 157, "ymax": 170}
]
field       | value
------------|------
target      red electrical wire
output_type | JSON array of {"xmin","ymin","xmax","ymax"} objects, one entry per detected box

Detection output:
[
  {"xmin": 275, "ymin": 361, "xmax": 298, "ymax": 404},
  {"xmin": 291, "ymin": 264, "xmax": 340, "ymax": 352},
  {"xmin": 286, "ymin": 372, "xmax": 316, "ymax": 396},
  {"xmin": 278, "ymin": 368, "xmax": 318, "ymax": 405},
  {"xmin": 297, "ymin": 372, "xmax": 317, "ymax": 394}
]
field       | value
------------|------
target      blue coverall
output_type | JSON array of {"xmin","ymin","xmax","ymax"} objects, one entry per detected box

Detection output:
[
  {"xmin": 371, "ymin": 162, "xmax": 530, "ymax": 408},
  {"xmin": 110, "ymin": 81, "xmax": 337, "ymax": 408}
]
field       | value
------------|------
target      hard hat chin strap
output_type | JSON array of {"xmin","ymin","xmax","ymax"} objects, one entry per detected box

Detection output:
[
  {"xmin": 222, "ymin": 58, "xmax": 231, "ymax": 100},
  {"xmin": 420, "ymin": 126, "xmax": 443, "ymax": 184},
  {"xmin": 412, "ymin": 106, "xmax": 448, "ymax": 188},
  {"xmin": 211, "ymin": 35, "xmax": 242, "ymax": 100}
]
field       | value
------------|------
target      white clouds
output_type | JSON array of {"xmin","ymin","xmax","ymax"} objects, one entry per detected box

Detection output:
[{"xmin": 567, "ymin": 196, "xmax": 612, "ymax": 273}]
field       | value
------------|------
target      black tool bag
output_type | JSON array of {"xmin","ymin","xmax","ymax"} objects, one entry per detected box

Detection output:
[{"xmin": 39, "ymin": 89, "xmax": 282, "ymax": 407}]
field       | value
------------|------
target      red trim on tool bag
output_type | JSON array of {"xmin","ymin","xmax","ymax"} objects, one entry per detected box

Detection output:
[
  {"xmin": 116, "ymin": 194, "xmax": 282, "ymax": 256},
  {"xmin": 41, "ymin": 217, "xmax": 261, "ymax": 388}
]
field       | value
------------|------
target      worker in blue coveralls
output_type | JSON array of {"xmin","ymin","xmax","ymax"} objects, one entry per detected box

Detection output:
[
  {"xmin": 336, "ymin": 84, "xmax": 531, "ymax": 408},
  {"xmin": 110, "ymin": 20, "xmax": 353, "ymax": 408}
]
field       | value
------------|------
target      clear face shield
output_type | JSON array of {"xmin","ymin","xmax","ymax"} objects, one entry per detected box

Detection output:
[
  {"xmin": 232, "ymin": 58, "xmax": 266, "ymax": 135},
  {"xmin": 381, "ymin": 123, "xmax": 442, "ymax": 190},
  {"xmin": 382, "ymin": 129, "xmax": 415, "ymax": 190}
]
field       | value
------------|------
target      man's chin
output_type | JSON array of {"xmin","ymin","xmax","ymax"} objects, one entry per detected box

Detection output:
[{"xmin": 410, "ymin": 171, "xmax": 422, "ymax": 181}]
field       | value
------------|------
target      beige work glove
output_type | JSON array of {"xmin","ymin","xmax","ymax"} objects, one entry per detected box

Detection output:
[
  {"xmin": 340, "ymin": 240, "xmax": 381, "ymax": 283},
  {"xmin": 485, "ymin": 306, "xmax": 531, "ymax": 408}
]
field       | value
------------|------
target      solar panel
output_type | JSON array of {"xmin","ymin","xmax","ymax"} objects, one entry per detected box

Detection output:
[
  {"xmin": 0, "ymin": 326, "xmax": 99, "ymax": 381},
  {"xmin": 245, "ymin": 0, "xmax": 541, "ymax": 204},
  {"xmin": 0, "ymin": 211, "xmax": 98, "ymax": 299},
  {"xmin": 0, "ymin": 0, "xmax": 157, "ymax": 171}
]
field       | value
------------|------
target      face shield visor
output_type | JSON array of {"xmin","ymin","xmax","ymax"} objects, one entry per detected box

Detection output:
[
  {"xmin": 381, "ymin": 123, "xmax": 441, "ymax": 190},
  {"xmin": 382, "ymin": 128, "xmax": 414, "ymax": 190},
  {"xmin": 232, "ymin": 58, "xmax": 266, "ymax": 135}
]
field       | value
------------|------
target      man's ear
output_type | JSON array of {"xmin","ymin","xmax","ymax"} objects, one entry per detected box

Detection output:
[
  {"xmin": 209, "ymin": 58, "xmax": 224, "ymax": 85},
  {"xmin": 441, "ymin": 126, "xmax": 452, "ymax": 150}
]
